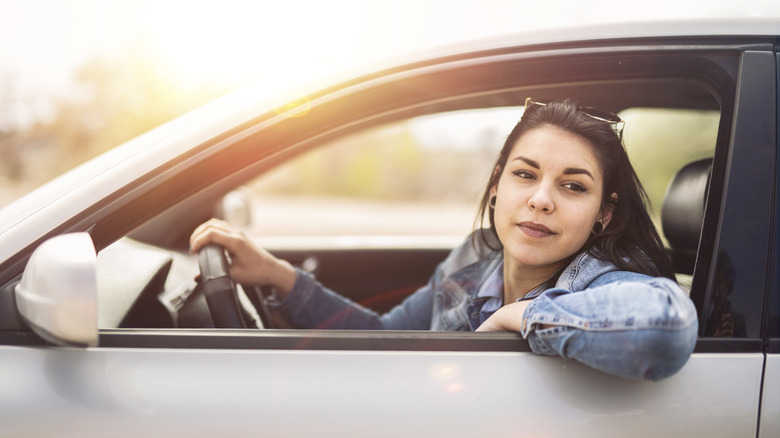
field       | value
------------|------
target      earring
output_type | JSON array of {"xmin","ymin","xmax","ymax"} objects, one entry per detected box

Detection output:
[
  {"xmin": 489, "ymin": 195, "xmax": 497, "ymax": 209},
  {"xmin": 592, "ymin": 222, "xmax": 604, "ymax": 234}
]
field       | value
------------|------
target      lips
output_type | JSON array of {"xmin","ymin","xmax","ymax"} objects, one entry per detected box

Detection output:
[{"xmin": 517, "ymin": 221, "xmax": 556, "ymax": 238}]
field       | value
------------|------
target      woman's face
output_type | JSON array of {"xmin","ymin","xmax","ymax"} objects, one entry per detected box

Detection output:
[{"xmin": 491, "ymin": 124, "xmax": 611, "ymax": 273}]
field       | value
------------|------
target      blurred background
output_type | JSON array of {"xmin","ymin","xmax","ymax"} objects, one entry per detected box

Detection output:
[{"xmin": 0, "ymin": 0, "xmax": 776, "ymax": 241}]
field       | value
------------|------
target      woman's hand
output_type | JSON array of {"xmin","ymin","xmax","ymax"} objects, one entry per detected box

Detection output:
[
  {"xmin": 189, "ymin": 219, "xmax": 297, "ymax": 296},
  {"xmin": 476, "ymin": 300, "xmax": 533, "ymax": 333}
]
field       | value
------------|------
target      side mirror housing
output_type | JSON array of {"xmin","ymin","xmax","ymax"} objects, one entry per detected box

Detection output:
[{"xmin": 15, "ymin": 233, "xmax": 98, "ymax": 347}]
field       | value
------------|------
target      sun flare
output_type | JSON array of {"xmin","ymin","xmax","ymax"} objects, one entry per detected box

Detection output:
[{"xmin": 149, "ymin": 2, "xmax": 359, "ymax": 92}]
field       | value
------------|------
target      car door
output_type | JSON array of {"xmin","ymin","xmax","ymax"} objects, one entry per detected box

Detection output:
[{"xmin": 1, "ymin": 37, "xmax": 776, "ymax": 437}]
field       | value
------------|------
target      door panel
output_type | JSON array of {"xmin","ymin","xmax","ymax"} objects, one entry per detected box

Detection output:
[
  {"xmin": 759, "ymin": 354, "xmax": 780, "ymax": 438},
  {"xmin": 0, "ymin": 344, "xmax": 763, "ymax": 438}
]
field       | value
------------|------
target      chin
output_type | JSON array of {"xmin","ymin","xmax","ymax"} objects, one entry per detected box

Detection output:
[{"xmin": 505, "ymin": 248, "xmax": 557, "ymax": 268}]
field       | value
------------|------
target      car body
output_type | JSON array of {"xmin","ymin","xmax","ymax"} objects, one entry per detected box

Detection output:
[{"xmin": 1, "ymin": 17, "xmax": 779, "ymax": 437}]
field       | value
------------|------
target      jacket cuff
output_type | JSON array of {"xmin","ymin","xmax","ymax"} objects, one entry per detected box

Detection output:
[{"xmin": 267, "ymin": 268, "xmax": 316, "ymax": 319}]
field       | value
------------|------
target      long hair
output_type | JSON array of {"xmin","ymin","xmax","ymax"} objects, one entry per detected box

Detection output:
[{"xmin": 475, "ymin": 99, "xmax": 674, "ymax": 279}]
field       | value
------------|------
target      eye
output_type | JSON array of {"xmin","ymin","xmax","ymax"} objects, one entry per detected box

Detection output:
[
  {"xmin": 563, "ymin": 182, "xmax": 587, "ymax": 193},
  {"xmin": 512, "ymin": 169, "xmax": 536, "ymax": 180}
]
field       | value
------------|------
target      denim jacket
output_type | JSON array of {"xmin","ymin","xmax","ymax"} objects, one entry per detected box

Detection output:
[{"xmin": 271, "ymin": 231, "xmax": 698, "ymax": 380}]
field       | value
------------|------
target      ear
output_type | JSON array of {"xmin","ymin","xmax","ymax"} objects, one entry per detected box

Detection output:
[
  {"xmin": 600, "ymin": 193, "xmax": 618, "ymax": 228},
  {"xmin": 489, "ymin": 165, "xmax": 502, "ymax": 197}
]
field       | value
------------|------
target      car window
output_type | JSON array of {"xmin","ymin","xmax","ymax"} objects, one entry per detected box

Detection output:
[{"xmin": 93, "ymin": 104, "xmax": 721, "ymax": 331}]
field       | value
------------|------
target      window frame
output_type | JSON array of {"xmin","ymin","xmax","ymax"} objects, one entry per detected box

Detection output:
[{"xmin": 129, "ymin": 43, "xmax": 752, "ymax": 352}]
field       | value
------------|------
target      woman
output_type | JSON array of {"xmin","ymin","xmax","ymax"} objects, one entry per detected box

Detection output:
[{"xmin": 190, "ymin": 98, "xmax": 698, "ymax": 380}]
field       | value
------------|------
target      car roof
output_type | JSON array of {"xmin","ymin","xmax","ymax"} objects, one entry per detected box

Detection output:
[{"xmin": 476, "ymin": 17, "xmax": 779, "ymax": 46}]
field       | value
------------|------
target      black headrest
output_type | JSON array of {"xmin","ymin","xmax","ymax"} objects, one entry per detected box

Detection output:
[{"xmin": 661, "ymin": 158, "xmax": 712, "ymax": 272}]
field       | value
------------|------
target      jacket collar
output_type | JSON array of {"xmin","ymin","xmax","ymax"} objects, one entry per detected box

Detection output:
[{"xmin": 451, "ymin": 248, "xmax": 620, "ymax": 301}]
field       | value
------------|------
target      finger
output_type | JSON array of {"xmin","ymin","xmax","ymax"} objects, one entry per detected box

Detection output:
[
  {"xmin": 190, "ymin": 229, "xmax": 236, "ymax": 254},
  {"xmin": 190, "ymin": 218, "xmax": 229, "ymax": 240},
  {"xmin": 189, "ymin": 219, "xmax": 239, "ymax": 253},
  {"xmin": 475, "ymin": 319, "xmax": 497, "ymax": 332},
  {"xmin": 190, "ymin": 220, "xmax": 217, "ymax": 251}
]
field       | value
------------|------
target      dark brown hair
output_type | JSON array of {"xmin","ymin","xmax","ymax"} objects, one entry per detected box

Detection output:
[{"xmin": 475, "ymin": 99, "xmax": 674, "ymax": 279}]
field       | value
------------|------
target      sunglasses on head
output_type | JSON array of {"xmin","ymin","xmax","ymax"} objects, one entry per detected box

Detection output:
[{"xmin": 524, "ymin": 97, "xmax": 626, "ymax": 140}]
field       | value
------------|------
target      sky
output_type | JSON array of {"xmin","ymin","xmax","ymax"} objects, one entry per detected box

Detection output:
[{"xmin": 1, "ymin": 0, "xmax": 778, "ymax": 129}]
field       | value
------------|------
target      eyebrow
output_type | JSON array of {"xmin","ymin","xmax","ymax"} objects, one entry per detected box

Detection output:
[{"xmin": 512, "ymin": 156, "xmax": 594, "ymax": 180}]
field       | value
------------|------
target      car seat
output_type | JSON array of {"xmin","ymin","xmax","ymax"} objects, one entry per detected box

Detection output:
[{"xmin": 661, "ymin": 158, "xmax": 713, "ymax": 275}]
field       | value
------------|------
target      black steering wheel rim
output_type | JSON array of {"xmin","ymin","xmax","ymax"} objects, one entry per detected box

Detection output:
[
  {"xmin": 197, "ymin": 243, "xmax": 249, "ymax": 328},
  {"xmin": 196, "ymin": 243, "xmax": 275, "ymax": 329}
]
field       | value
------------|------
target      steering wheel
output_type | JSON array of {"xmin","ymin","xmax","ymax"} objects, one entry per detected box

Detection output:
[{"xmin": 197, "ymin": 243, "xmax": 274, "ymax": 329}]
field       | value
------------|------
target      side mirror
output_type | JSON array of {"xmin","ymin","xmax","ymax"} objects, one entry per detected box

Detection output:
[{"xmin": 15, "ymin": 233, "xmax": 98, "ymax": 347}]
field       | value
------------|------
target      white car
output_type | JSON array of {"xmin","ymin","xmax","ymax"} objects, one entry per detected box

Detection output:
[{"xmin": 1, "ymin": 17, "xmax": 778, "ymax": 437}]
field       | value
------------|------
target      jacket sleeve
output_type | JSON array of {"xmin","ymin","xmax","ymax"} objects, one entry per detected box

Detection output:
[
  {"xmin": 268, "ymin": 231, "xmax": 492, "ymax": 330},
  {"xmin": 520, "ymin": 274, "xmax": 698, "ymax": 380},
  {"xmin": 268, "ymin": 267, "xmax": 436, "ymax": 330}
]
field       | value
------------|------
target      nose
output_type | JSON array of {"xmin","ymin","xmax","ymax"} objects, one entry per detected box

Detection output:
[{"xmin": 528, "ymin": 183, "xmax": 554, "ymax": 213}]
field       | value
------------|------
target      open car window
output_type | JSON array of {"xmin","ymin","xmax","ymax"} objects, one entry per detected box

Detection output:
[{"xmin": 94, "ymin": 104, "xmax": 721, "ymax": 331}]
